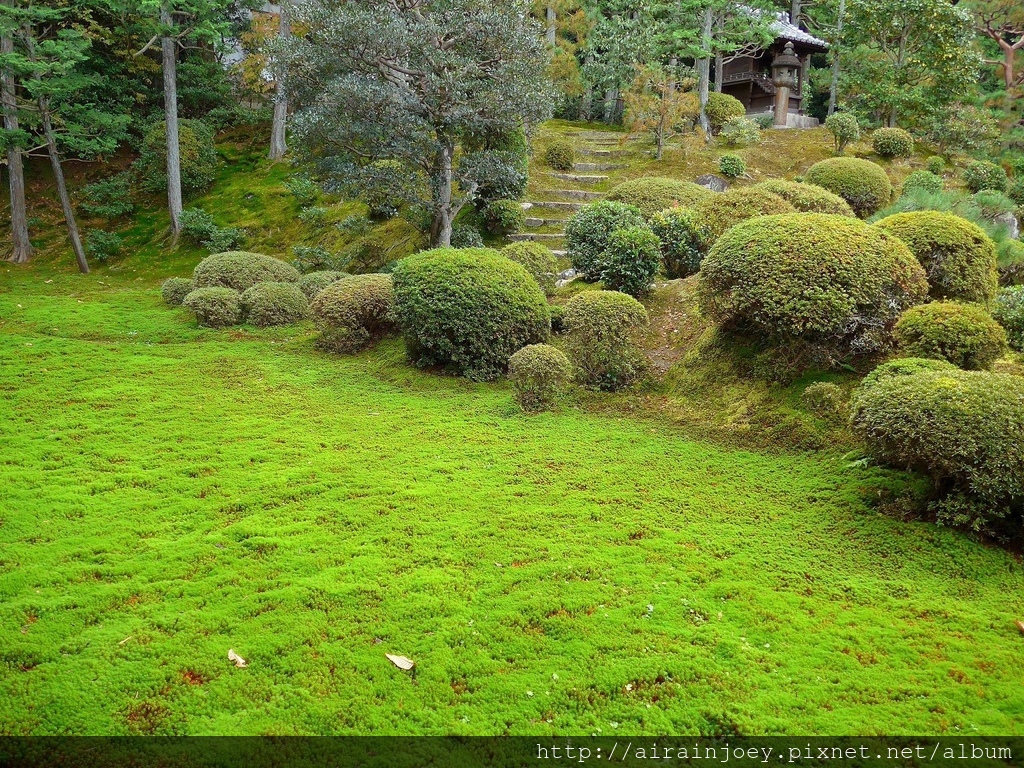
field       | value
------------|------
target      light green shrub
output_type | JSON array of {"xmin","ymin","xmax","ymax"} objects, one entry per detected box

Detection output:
[
  {"xmin": 901, "ymin": 171, "xmax": 943, "ymax": 197},
  {"xmin": 192, "ymin": 251, "xmax": 301, "ymax": 292},
  {"xmin": 894, "ymin": 301, "xmax": 1007, "ymax": 370},
  {"xmin": 299, "ymin": 271, "xmax": 350, "ymax": 300},
  {"xmin": 963, "ymin": 160, "xmax": 1007, "ymax": 193},
  {"xmin": 705, "ymin": 93, "xmax": 745, "ymax": 133},
  {"xmin": 508, "ymin": 344, "xmax": 573, "ymax": 412},
  {"xmin": 502, "ymin": 241, "xmax": 558, "ymax": 296},
  {"xmin": 991, "ymin": 286, "xmax": 1024, "ymax": 351},
  {"xmin": 563, "ymin": 290, "xmax": 649, "ymax": 390},
  {"xmin": 825, "ymin": 112, "xmax": 860, "ymax": 154},
  {"xmin": 691, "ymin": 187, "xmax": 795, "ymax": 243},
  {"xmin": 718, "ymin": 154, "xmax": 746, "ymax": 179},
  {"xmin": 311, "ymin": 273, "xmax": 395, "ymax": 353},
  {"xmin": 605, "ymin": 177, "xmax": 710, "ymax": 219},
  {"xmin": 241, "ymin": 282, "xmax": 310, "ymax": 328},
  {"xmin": 650, "ymin": 207, "xmax": 710, "ymax": 278},
  {"xmin": 182, "ymin": 287, "xmax": 243, "ymax": 328},
  {"xmin": 545, "ymin": 140, "xmax": 575, "ymax": 172},
  {"xmin": 565, "ymin": 200, "xmax": 646, "ymax": 279},
  {"xmin": 161, "ymin": 277, "xmax": 194, "ymax": 307},
  {"xmin": 752, "ymin": 180, "xmax": 855, "ymax": 216},
  {"xmin": 872, "ymin": 128, "xmax": 914, "ymax": 159},
  {"xmin": 805, "ymin": 157, "xmax": 893, "ymax": 217}
]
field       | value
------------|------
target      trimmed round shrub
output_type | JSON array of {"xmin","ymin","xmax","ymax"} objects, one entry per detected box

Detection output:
[
  {"xmin": 241, "ymin": 281, "xmax": 309, "ymax": 328},
  {"xmin": 545, "ymin": 140, "xmax": 575, "ymax": 172},
  {"xmin": 192, "ymin": 251, "xmax": 301, "ymax": 292},
  {"xmin": 850, "ymin": 366, "xmax": 1024, "ymax": 534},
  {"xmin": 565, "ymin": 200, "xmax": 646, "ymax": 279},
  {"xmin": 311, "ymin": 273, "xmax": 395, "ymax": 353},
  {"xmin": 391, "ymin": 248, "xmax": 549, "ymax": 380},
  {"xmin": 650, "ymin": 207, "xmax": 710, "ymax": 278},
  {"xmin": 508, "ymin": 344, "xmax": 573, "ymax": 412},
  {"xmin": 963, "ymin": 160, "xmax": 1007, "ymax": 193},
  {"xmin": 299, "ymin": 270, "xmax": 349, "ymax": 300},
  {"xmin": 137, "ymin": 119, "xmax": 217, "ymax": 195},
  {"xmin": 182, "ymin": 287, "xmax": 243, "ymax": 328},
  {"xmin": 926, "ymin": 156, "xmax": 945, "ymax": 176},
  {"xmin": 161, "ymin": 277, "xmax": 194, "ymax": 306},
  {"xmin": 600, "ymin": 226, "xmax": 661, "ymax": 298},
  {"xmin": 859, "ymin": 357, "xmax": 957, "ymax": 390},
  {"xmin": 825, "ymin": 112, "xmax": 860, "ymax": 154},
  {"xmin": 719, "ymin": 117, "xmax": 761, "ymax": 147},
  {"xmin": 605, "ymin": 177, "xmax": 710, "ymax": 219},
  {"xmin": 752, "ymin": 179, "xmax": 855, "ymax": 216},
  {"xmin": 801, "ymin": 382, "xmax": 848, "ymax": 421},
  {"xmin": 718, "ymin": 154, "xmax": 746, "ymax": 179},
  {"xmin": 805, "ymin": 158, "xmax": 893, "ymax": 217},
  {"xmin": 992, "ymin": 286, "xmax": 1024, "ymax": 351},
  {"xmin": 705, "ymin": 93, "xmax": 745, "ymax": 133},
  {"xmin": 502, "ymin": 241, "xmax": 558, "ymax": 296},
  {"xmin": 563, "ymin": 290, "xmax": 649, "ymax": 390},
  {"xmin": 872, "ymin": 128, "xmax": 914, "ymax": 159},
  {"xmin": 873, "ymin": 211, "xmax": 998, "ymax": 304},
  {"xmin": 894, "ymin": 301, "xmax": 1007, "ymax": 370},
  {"xmin": 698, "ymin": 214, "xmax": 928, "ymax": 364},
  {"xmin": 483, "ymin": 199, "xmax": 526, "ymax": 235},
  {"xmin": 901, "ymin": 170, "xmax": 943, "ymax": 197},
  {"xmin": 691, "ymin": 187, "xmax": 796, "ymax": 243}
]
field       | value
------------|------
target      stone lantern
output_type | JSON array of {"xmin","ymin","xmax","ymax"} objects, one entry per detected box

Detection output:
[{"xmin": 771, "ymin": 41, "xmax": 801, "ymax": 127}]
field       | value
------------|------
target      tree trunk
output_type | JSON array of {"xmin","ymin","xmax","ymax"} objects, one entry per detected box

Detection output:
[
  {"xmin": 1, "ymin": 27, "xmax": 32, "ymax": 264},
  {"xmin": 161, "ymin": 3, "xmax": 182, "ymax": 238},
  {"xmin": 790, "ymin": 0, "xmax": 802, "ymax": 25},
  {"xmin": 430, "ymin": 143, "xmax": 455, "ymax": 248},
  {"xmin": 545, "ymin": 5, "xmax": 557, "ymax": 47},
  {"xmin": 40, "ymin": 100, "xmax": 88, "ymax": 274},
  {"xmin": 827, "ymin": 0, "xmax": 845, "ymax": 117},
  {"xmin": 714, "ymin": 52, "xmax": 723, "ymax": 92},
  {"xmin": 697, "ymin": 6, "xmax": 713, "ymax": 140},
  {"xmin": 269, "ymin": 2, "xmax": 290, "ymax": 160}
]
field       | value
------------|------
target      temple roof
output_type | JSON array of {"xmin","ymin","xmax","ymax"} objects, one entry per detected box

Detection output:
[{"xmin": 770, "ymin": 11, "xmax": 829, "ymax": 51}]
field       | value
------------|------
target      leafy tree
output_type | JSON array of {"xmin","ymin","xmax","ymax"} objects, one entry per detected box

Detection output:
[
  {"xmin": 623, "ymin": 64, "xmax": 696, "ymax": 159},
  {"xmin": 0, "ymin": 0, "xmax": 30, "ymax": 265},
  {"xmin": 966, "ymin": 0, "xmax": 1024, "ymax": 90},
  {"xmin": 282, "ymin": 0, "xmax": 554, "ymax": 248}
]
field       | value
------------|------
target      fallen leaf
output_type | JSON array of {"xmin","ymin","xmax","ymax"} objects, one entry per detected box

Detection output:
[
  {"xmin": 1016, "ymin": 620, "xmax": 1024, "ymax": 635},
  {"xmin": 228, "ymin": 649, "xmax": 247, "ymax": 668},
  {"xmin": 385, "ymin": 653, "xmax": 414, "ymax": 670},
  {"xmin": 118, "ymin": 635, "xmax": 133, "ymax": 646}
]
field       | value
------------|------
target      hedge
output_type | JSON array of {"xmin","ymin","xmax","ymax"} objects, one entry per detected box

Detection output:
[
  {"xmin": 563, "ymin": 290, "xmax": 649, "ymax": 390},
  {"xmin": 508, "ymin": 344, "xmax": 573, "ymax": 412}
]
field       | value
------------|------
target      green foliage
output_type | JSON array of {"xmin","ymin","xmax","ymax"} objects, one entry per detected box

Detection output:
[
  {"xmin": 926, "ymin": 104, "xmax": 1001, "ymax": 156},
  {"xmin": 874, "ymin": 211, "xmax": 998, "ymax": 304},
  {"xmin": 599, "ymin": 226, "xmax": 662, "ymax": 298},
  {"xmin": 311, "ymin": 274, "xmax": 396, "ymax": 353},
  {"xmin": 859, "ymin": 357, "xmax": 957, "ymax": 389},
  {"xmin": 992, "ymin": 287, "xmax": 1024, "ymax": 351},
  {"xmin": 752, "ymin": 113, "xmax": 775, "ymax": 130},
  {"xmin": 963, "ymin": 160, "xmax": 1007, "ymax": 194},
  {"xmin": 871, "ymin": 128, "xmax": 914, "ymax": 159},
  {"xmin": 544, "ymin": 140, "xmax": 576, "ymax": 172},
  {"xmin": 502, "ymin": 241, "xmax": 558, "ymax": 296},
  {"xmin": 182, "ymin": 287, "xmax": 244, "ymax": 328},
  {"xmin": 926, "ymin": 156, "xmax": 945, "ymax": 175},
  {"xmin": 160, "ymin": 278, "xmax": 194, "ymax": 307},
  {"xmin": 240, "ymin": 282, "xmax": 310, "ymax": 328},
  {"xmin": 450, "ymin": 225, "xmax": 485, "ymax": 249},
  {"xmin": 565, "ymin": 200, "xmax": 646, "ymax": 279},
  {"xmin": 298, "ymin": 206, "xmax": 329, "ymax": 226},
  {"xmin": 851, "ymin": 366, "xmax": 1024, "ymax": 536},
  {"xmin": 704, "ymin": 92, "xmax": 745, "ymax": 133},
  {"xmin": 805, "ymin": 158, "xmax": 893, "ymax": 217},
  {"xmin": 717, "ymin": 154, "xmax": 746, "ymax": 179},
  {"xmin": 1008, "ymin": 179, "xmax": 1024, "ymax": 206},
  {"xmin": 549, "ymin": 304, "xmax": 566, "ymax": 334},
  {"xmin": 291, "ymin": 246, "xmax": 345, "ymax": 274},
  {"xmin": 752, "ymin": 180, "xmax": 855, "ymax": 216},
  {"xmin": 507, "ymin": 344, "xmax": 573, "ymax": 412},
  {"xmin": 284, "ymin": 176, "xmax": 321, "ymax": 207},
  {"xmin": 825, "ymin": 113, "xmax": 860, "ymax": 155},
  {"xmin": 136, "ymin": 119, "xmax": 217, "ymax": 196},
  {"xmin": 997, "ymin": 239, "xmax": 1024, "ymax": 286},
  {"xmin": 901, "ymin": 171, "xmax": 943, "ymax": 197},
  {"xmin": 563, "ymin": 290, "xmax": 649, "ymax": 391},
  {"xmin": 894, "ymin": 302, "xmax": 1008, "ymax": 370},
  {"xmin": 650, "ymin": 207, "xmax": 710, "ymax": 278},
  {"xmin": 801, "ymin": 382, "xmax": 848, "ymax": 422},
  {"xmin": 85, "ymin": 230, "xmax": 123, "ymax": 263},
  {"xmin": 719, "ymin": 117, "xmax": 761, "ymax": 148},
  {"xmin": 698, "ymin": 214, "xmax": 929, "ymax": 366},
  {"xmin": 192, "ymin": 252, "xmax": 301, "ymax": 293},
  {"xmin": 299, "ymin": 271, "xmax": 350, "ymax": 300},
  {"xmin": 391, "ymin": 248, "xmax": 549, "ymax": 380},
  {"xmin": 691, "ymin": 187, "xmax": 796, "ymax": 243},
  {"xmin": 973, "ymin": 190, "xmax": 1016, "ymax": 219},
  {"xmin": 79, "ymin": 174, "xmax": 134, "ymax": 219},
  {"xmin": 482, "ymin": 199, "xmax": 526, "ymax": 235},
  {"xmin": 179, "ymin": 208, "xmax": 244, "ymax": 252},
  {"xmin": 605, "ymin": 177, "xmax": 710, "ymax": 219}
]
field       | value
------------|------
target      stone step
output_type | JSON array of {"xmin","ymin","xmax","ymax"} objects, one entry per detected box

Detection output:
[
  {"xmin": 508, "ymin": 233, "xmax": 565, "ymax": 242},
  {"xmin": 579, "ymin": 131, "xmax": 628, "ymax": 141},
  {"xmin": 527, "ymin": 200, "xmax": 586, "ymax": 212},
  {"xmin": 524, "ymin": 217, "xmax": 567, "ymax": 228},
  {"xmin": 578, "ymin": 148, "xmax": 630, "ymax": 158},
  {"xmin": 547, "ymin": 173, "xmax": 609, "ymax": 184},
  {"xmin": 547, "ymin": 189, "xmax": 603, "ymax": 201},
  {"xmin": 552, "ymin": 250, "xmax": 567, "ymax": 258},
  {"xmin": 574, "ymin": 162, "xmax": 624, "ymax": 172}
]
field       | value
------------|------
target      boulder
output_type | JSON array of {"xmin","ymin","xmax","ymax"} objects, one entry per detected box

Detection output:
[{"xmin": 695, "ymin": 174, "xmax": 728, "ymax": 193}]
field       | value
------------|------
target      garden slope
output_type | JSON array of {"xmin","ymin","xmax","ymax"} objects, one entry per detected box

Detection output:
[{"xmin": 1, "ymin": 268, "xmax": 1023, "ymax": 735}]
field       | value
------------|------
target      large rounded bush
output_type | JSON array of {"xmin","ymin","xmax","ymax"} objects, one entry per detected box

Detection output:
[
  {"xmin": 311, "ymin": 273, "xmax": 395, "ymax": 353},
  {"xmin": 563, "ymin": 290, "xmax": 649, "ymax": 390},
  {"xmin": 299, "ymin": 270, "xmax": 349, "ymax": 300},
  {"xmin": 161, "ymin": 277, "xmax": 194, "ymax": 306},
  {"xmin": 992, "ymin": 286, "xmax": 1024, "ymax": 351},
  {"xmin": 872, "ymin": 128, "xmax": 914, "ymax": 159},
  {"xmin": 508, "ymin": 344, "xmax": 573, "ymax": 412},
  {"xmin": 705, "ymin": 93, "xmax": 745, "ymax": 132},
  {"xmin": 193, "ymin": 251, "xmax": 301, "ymax": 292},
  {"xmin": 502, "ymin": 242, "xmax": 558, "ymax": 296},
  {"xmin": 605, "ymin": 177, "xmax": 710, "ymax": 219},
  {"xmin": 894, "ymin": 301, "xmax": 1007, "ymax": 370},
  {"xmin": 565, "ymin": 201, "xmax": 646, "ymax": 280},
  {"xmin": 691, "ymin": 187, "xmax": 796, "ymax": 243},
  {"xmin": 698, "ymin": 214, "xmax": 928, "ymax": 363},
  {"xmin": 963, "ymin": 160, "xmax": 1007, "ymax": 194},
  {"xmin": 241, "ymin": 282, "xmax": 309, "ymax": 328},
  {"xmin": 859, "ymin": 357, "xmax": 957, "ymax": 390},
  {"xmin": 901, "ymin": 170, "xmax": 943, "ymax": 197},
  {"xmin": 873, "ymin": 211, "xmax": 998, "ymax": 304},
  {"xmin": 718, "ymin": 154, "xmax": 747, "ymax": 178},
  {"xmin": 850, "ymin": 366, "xmax": 1024, "ymax": 534},
  {"xmin": 182, "ymin": 287, "xmax": 243, "ymax": 328},
  {"xmin": 599, "ymin": 226, "xmax": 661, "ymax": 298},
  {"xmin": 805, "ymin": 158, "xmax": 893, "ymax": 217},
  {"xmin": 137, "ymin": 119, "xmax": 217, "ymax": 195},
  {"xmin": 650, "ymin": 208, "xmax": 710, "ymax": 278},
  {"xmin": 391, "ymin": 248, "xmax": 549, "ymax": 380},
  {"xmin": 752, "ymin": 180, "xmax": 854, "ymax": 216}
]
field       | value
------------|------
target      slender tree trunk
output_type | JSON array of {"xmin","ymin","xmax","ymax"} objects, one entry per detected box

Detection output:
[
  {"xmin": 40, "ymin": 101, "xmax": 88, "ymax": 274},
  {"xmin": 999, "ymin": 40, "xmax": 1019, "ymax": 89},
  {"xmin": 269, "ymin": 2, "xmax": 290, "ymax": 160},
  {"xmin": 827, "ymin": 0, "xmax": 845, "ymax": 117},
  {"xmin": 1, "ymin": 27, "xmax": 32, "ymax": 264},
  {"xmin": 790, "ymin": 0, "xmax": 802, "ymax": 25},
  {"xmin": 545, "ymin": 5, "xmax": 557, "ymax": 47},
  {"xmin": 161, "ymin": 3, "xmax": 182, "ymax": 238},
  {"xmin": 697, "ymin": 6, "xmax": 713, "ymax": 140},
  {"xmin": 714, "ymin": 52, "xmax": 723, "ymax": 92},
  {"xmin": 430, "ymin": 142, "xmax": 455, "ymax": 248}
]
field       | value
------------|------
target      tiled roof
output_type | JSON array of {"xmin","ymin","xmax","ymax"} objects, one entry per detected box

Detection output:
[{"xmin": 770, "ymin": 11, "xmax": 829, "ymax": 50}]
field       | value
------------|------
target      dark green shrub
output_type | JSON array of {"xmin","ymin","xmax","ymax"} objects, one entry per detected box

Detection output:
[
  {"xmin": 691, "ymin": 187, "xmax": 795, "ymax": 243},
  {"xmin": 705, "ymin": 93, "xmax": 744, "ymax": 133},
  {"xmin": 136, "ymin": 119, "xmax": 217, "ymax": 196},
  {"xmin": 752, "ymin": 180, "xmax": 855, "ymax": 216},
  {"xmin": 997, "ymin": 239, "xmax": 1024, "ymax": 285},
  {"xmin": 179, "ymin": 208, "xmax": 244, "ymax": 252},
  {"xmin": 991, "ymin": 287, "xmax": 1024, "ymax": 351},
  {"xmin": 241, "ymin": 282, "xmax": 310, "ymax": 328},
  {"xmin": 873, "ymin": 211, "xmax": 998, "ymax": 304},
  {"xmin": 502, "ymin": 241, "xmax": 558, "ymax": 296},
  {"xmin": 650, "ymin": 207, "xmax": 710, "ymax": 278},
  {"xmin": 850, "ymin": 366, "xmax": 1024, "ymax": 535},
  {"xmin": 901, "ymin": 170, "xmax": 943, "ymax": 197},
  {"xmin": 483, "ymin": 199, "xmax": 525, "ymax": 235},
  {"xmin": 284, "ymin": 176, "xmax": 321, "ymax": 206},
  {"xmin": 1008, "ymin": 178, "xmax": 1024, "ymax": 206},
  {"xmin": 563, "ymin": 290, "xmax": 649, "ymax": 390},
  {"xmin": 292, "ymin": 245, "xmax": 344, "ymax": 274},
  {"xmin": 605, "ymin": 177, "xmax": 710, "ymax": 219},
  {"xmin": 79, "ymin": 174, "xmax": 133, "ymax": 219},
  {"xmin": 192, "ymin": 252, "xmax": 301, "ymax": 292},
  {"xmin": 161, "ymin": 277, "xmax": 194, "ymax": 306},
  {"xmin": 719, "ymin": 117, "xmax": 761, "ymax": 147},
  {"xmin": 298, "ymin": 206, "xmax": 329, "ymax": 225},
  {"xmin": 825, "ymin": 112, "xmax": 860, "ymax": 154},
  {"xmin": 391, "ymin": 248, "xmax": 549, "ymax": 380},
  {"xmin": 182, "ymin": 287, "xmax": 243, "ymax": 328},
  {"xmin": 85, "ymin": 230, "xmax": 123, "ymax": 262},
  {"xmin": 872, "ymin": 128, "xmax": 914, "ymax": 159},
  {"xmin": 926, "ymin": 156, "xmax": 945, "ymax": 175},
  {"xmin": 311, "ymin": 273, "xmax": 395, "ymax": 353},
  {"xmin": 299, "ymin": 271, "xmax": 349, "ymax": 300},
  {"xmin": 698, "ymin": 214, "xmax": 928, "ymax": 365},
  {"xmin": 973, "ymin": 190, "xmax": 1016, "ymax": 219},
  {"xmin": 801, "ymin": 382, "xmax": 848, "ymax": 421},
  {"xmin": 450, "ymin": 225, "xmax": 484, "ymax": 249},
  {"xmin": 549, "ymin": 304, "xmax": 566, "ymax": 334},
  {"xmin": 718, "ymin": 154, "xmax": 746, "ymax": 178},
  {"xmin": 600, "ymin": 226, "xmax": 661, "ymax": 298},
  {"xmin": 894, "ymin": 301, "xmax": 1007, "ymax": 370},
  {"xmin": 963, "ymin": 160, "xmax": 1007, "ymax": 193},
  {"xmin": 545, "ymin": 140, "xmax": 575, "ymax": 172},
  {"xmin": 565, "ymin": 200, "xmax": 646, "ymax": 279},
  {"xmin": 508, "ymin": 344, "xmax": 573, "ymax": 412},
  {"xmin": 805, "ymin": 158, "xmax": 893, "ymax": 217}
]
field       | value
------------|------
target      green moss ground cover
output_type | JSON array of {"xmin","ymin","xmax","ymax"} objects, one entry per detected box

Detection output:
[{"xmin": 1, "ymin": 265, "xmax": 1024, "ymax": 735}]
